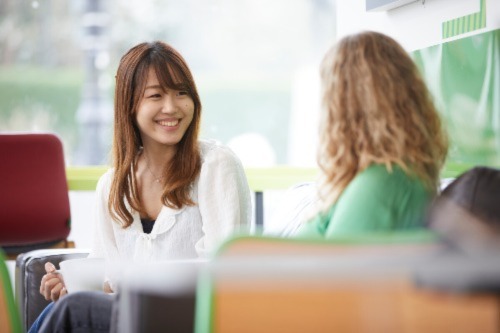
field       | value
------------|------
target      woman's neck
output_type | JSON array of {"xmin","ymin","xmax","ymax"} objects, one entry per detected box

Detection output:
[{"xmin": 141, "ymin": 144, "xmax": 176, "ymax": 175}]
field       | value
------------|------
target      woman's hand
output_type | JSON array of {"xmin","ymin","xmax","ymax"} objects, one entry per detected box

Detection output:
[
  {"xmin": 39, "ymin": 262, "xmax": 67, "ymax": 301},
  {"xmin": 103, "ymin": 280, "xmax": 114, "ymax": 294}
]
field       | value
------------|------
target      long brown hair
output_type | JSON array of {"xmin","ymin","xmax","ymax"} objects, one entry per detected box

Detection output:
[
  {"xmin": 317, "ymin": 31, "xmax": 448, "ymax": 212},
  {"xmin": 109, "ymin": 41, "xmax": 202, "ymax": 227}
]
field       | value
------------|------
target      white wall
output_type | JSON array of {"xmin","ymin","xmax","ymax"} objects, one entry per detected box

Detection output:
[
  {"xmin": 68, "ymin": 191, "xmax": 96, "ymax": 248},
  {"xmin": 336, "ymin": 0, "xmax": 500, "ymax": 51}
]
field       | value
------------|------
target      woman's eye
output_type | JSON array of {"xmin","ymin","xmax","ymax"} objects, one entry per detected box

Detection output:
[
  {"xmin": 177, "ymin": 91, "xmax": 188, "ymax": 96},
  {"xmin": 149, "ymin": 94, "xmax": 161, "ymax": 98}
]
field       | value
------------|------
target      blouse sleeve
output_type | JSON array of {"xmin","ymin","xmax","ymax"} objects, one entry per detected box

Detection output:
[
  {"xmin": 88, "ymin": 170, "xmax": 120, "ymax": 260},
  {"xmin": 195, "ymin": 145, "xmax": 252, "ymax": 257}
]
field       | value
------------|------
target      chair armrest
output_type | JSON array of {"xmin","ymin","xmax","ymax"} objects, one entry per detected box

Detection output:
[{"xmin": 15, "ymin": 249, "xmax": 90, "ymax": 331}]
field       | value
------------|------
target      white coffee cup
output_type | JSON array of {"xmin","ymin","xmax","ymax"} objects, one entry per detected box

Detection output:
[{"xmin": 59, "ymin": 257, "xmax": 106, "ymax": 293}]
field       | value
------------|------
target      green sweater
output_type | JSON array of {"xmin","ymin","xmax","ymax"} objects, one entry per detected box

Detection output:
[{"xmin": 297, "ymin": 164, "xmax": 432, "ymax": 239}]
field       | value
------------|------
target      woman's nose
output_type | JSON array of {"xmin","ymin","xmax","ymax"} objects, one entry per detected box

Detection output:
[{"xmin": 161, "ymin": 95, "xmax": 177, "ymax": 113}]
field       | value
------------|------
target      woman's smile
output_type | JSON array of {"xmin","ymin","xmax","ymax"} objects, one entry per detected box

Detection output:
[{"xmin": 156, "ymin": 119, "xmax": 180, "ymax": 127}]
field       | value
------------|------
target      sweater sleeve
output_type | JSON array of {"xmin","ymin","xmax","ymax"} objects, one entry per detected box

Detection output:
[{"xmin": 195, "ymin": 144, "xmax": 252, "ymax": 257}]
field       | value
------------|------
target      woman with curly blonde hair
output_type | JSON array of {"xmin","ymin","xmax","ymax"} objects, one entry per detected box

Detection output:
[{"xmin": 297, "ymin": 31, "xmax": 448, "ymax": 238}]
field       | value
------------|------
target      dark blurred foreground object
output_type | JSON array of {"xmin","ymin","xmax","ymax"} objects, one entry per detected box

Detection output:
[
  {"xmin": 415, "ymin": 166, "xmax": 500, "ymax": 292},
  {"xmin": 0, "ymin": 133, "xmax": 73, "ymax": 260},
  {"xmin": 427, "ymin": 166, "xmax": 500, "ymax": 255},
  {"xmin": 114, "ymin": 260, "xmax": 202, "ymax": 333}
]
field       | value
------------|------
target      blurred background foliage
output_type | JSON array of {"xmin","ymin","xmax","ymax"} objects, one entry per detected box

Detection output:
[
  {"xmin": 1, "ymin": 0, "xmax": 498, "ymax": 172},
  {"xmin": 0, "ymin": 67, "xmax": 82, "ymax": 152},
  {"xmin": 0, "ymin": 0, "xmax": 335, "ymax": 165}
]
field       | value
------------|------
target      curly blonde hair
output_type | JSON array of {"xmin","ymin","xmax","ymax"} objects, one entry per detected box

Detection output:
[{"xmin": 317, "ymin": 31, "xmax": 448, "ymax": 212}]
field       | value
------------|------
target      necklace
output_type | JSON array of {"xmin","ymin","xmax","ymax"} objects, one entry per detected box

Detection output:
[{"xmin": 144, "ymin": 152, "xmax": 163, "ymax": 184}]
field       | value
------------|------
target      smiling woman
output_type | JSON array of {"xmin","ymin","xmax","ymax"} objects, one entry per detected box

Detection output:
[
  {"xmin": 29, "ymin": 41, "xmax": 252, "ymax": 333},
  {"xmin": 136, "ymin": 68, "xmax": 195, "ymax": 152},
  {"xmin": 111, "ymin": 41, "xmax": 204, "ymax": 226}
]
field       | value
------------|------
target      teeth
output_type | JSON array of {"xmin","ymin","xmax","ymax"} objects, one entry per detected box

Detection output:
[{"xmin": 158, "ymin": 120, "xmax": 179, "ymax": 127}]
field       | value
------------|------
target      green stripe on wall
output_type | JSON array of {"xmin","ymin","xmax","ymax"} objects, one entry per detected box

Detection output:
[{"xmin": 442, "ymin": 0, "xmax": 486, "ymax": 39}]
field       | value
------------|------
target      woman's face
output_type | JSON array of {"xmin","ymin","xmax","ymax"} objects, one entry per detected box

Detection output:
[{"xmin": 135, "ymin": 67, "xmax": 195, "ymax": 149}]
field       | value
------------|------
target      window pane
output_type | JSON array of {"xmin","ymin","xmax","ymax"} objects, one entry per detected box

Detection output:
[{"xmin": 0, "ymin": 0, "xmax": 336, "ymax": 166}]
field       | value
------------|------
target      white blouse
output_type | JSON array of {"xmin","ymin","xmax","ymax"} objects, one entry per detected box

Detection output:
[{"xmin": 89, "ymin": 140, "xmax": 252, "ymax": 263}]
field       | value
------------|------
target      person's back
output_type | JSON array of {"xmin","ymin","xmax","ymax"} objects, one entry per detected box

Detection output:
[
  {"xmin": 296, "ymin": 31, "xmax": 448, "ymax": 239},
  {"xmin": 298, "ymin": 164, "xmax": 430, "ymax": 238}
]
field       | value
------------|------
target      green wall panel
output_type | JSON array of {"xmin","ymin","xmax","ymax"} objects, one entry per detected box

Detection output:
[
  {"xmin": 412, "ymin": 29, "xmax": 500, "ymax": 167},
  {"xmin": 442, "ymin": 0, "xmax": 486, "ymax": 39}
]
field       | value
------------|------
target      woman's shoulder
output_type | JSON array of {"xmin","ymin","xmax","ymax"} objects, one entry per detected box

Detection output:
[
  {"xmin": 199, "ymin": 139, "xmax": 242, "ymax": 166},
  {"xmin": 96, "ymin": 168, "xmax": 114, "ymax": 192},
  {"xmin": 353, "ymin": 163, "xmax": 428, "ymax": 193},
  {"xmin": 358, "ymin": 163, "xmax": 421, "ymax": 181}
]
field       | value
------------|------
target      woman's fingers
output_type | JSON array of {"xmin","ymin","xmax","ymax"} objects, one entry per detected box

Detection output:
[
  {"xmin": 41, "ymin": 275, "xmax": 64, "ymax": 301},
  {"xmin": 41, "ymin": 276, "xmax": 58, "ymax": 300},
  {"xmin": 39, "ymin": 261, "xmax": 68, "ymax": 301},
  {"xmin": 39, "ymin": 273, "xmax": 56, "ymax": 295},
  {"xmin": 40, "ymin": 262, "xmax": 57, "ymax": 294},
  {"xmin": 103, "ymin": 280, "xmax": 114, "ymax": 294},
  {"xmin": 44, "ymin": 262, "xmax": 57, "ymax": 274},
  {"xmin": 40, "ymin": 261, "xmax": 58, "ymax": 295},
  {"xmin": 50, "ymin": 282, "xmax": 65, "ymax": 302}
]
